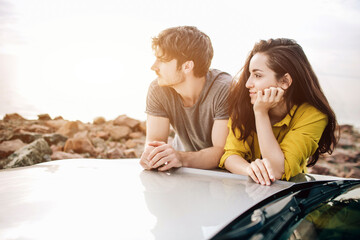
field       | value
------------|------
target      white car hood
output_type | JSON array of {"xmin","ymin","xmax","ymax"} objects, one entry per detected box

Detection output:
[{"xmin": 0, "ymin": 159, "xmax": 294, "ymax": 240}]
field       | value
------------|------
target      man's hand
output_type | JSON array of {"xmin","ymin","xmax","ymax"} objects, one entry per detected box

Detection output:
[
  {"xmin": 147, "ymin": 141, "xmax": 182, "ymax": 171},
  {"xmin": 139, "ymin": 145, "xmax": 156, "ymax": 170},
  {"xmin": 246, "ymin": 158, "xmax": 276, "ymax": 186},
  {"xmin": 253, "ymin": 87, "xmax": 284, "ymax": 113}
]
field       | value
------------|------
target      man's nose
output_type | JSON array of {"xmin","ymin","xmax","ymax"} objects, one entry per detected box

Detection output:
[{"xmin": 151, "ymin": 60, "xmax": 158, "ymax": 71}]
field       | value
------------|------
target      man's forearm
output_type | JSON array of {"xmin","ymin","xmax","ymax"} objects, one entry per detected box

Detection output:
[{"xmin": 178, "ymin": 146, "xmax": 224, "ymax": 169}]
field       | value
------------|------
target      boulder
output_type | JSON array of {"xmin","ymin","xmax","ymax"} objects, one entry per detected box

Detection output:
[
  {"xmin": 109, "ymin": 126, "xmax": 131, "ymax": 141},
  {"xmin": 139, "ymin": 121, "xmax": 146, "ymax": 133},
  {"xmin": 43, "ymin": 133, "xmax": 68, "ymax": 146},
  {"xmin": 114, "ymin": 115, "xmax": 140, "ymax": 129},
  {"xmin": 23, "ymin": 124, "xmax": 52, "ymax": 134},
  {"xmin": 0, "ymin": 139, "xmax": 27, "ymax": 158},
  {"xmin": 45, "ymin": 119, "xmax": 68, "ymax": 131},
  {"xmin": 129, "ymin": 132, "xmax": 143, "ymax": 139},
  {"xmin": 38, "ymin": 114, "xmax": 52, "ymax": 121},
  {"xmin": 11, "ymin": 131, "xmax": 42, "ymax": 143},
  {"xmin": 2, "ymin": 138, "xmax": 52, "ymax": 169},
  {"xmin": 106, "ymin": 147, "xmax": 125, "ymax": 159},
  {"xmin": 125, "ymin": 139, "xmax": 137, "ymax": 149},
  {"xmin": 124, "ymin": 148, "xmax": 137, "ymax": 158},
  {"xmin": 64, "ymin": 137, "xmax": 96, "ymax": 156},
  {"xmin": 96, "ymin": 130, "xmax": 110, "ymax": 140},
  {"xmin": 93, "ymin": 116, "xmax": 106, "ymax": 125},
  {"xmin": 56, "ymin": 121, "xmax": 79, "ymax": 137},
  {"xmin": 3, "ymin": 113, "xmax": 26, "ymax": 122}
]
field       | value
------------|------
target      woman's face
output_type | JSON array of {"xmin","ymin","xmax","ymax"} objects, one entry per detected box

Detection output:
[{"xmin": 245, "ymin": 53, "xmax": 281, "ymax": 104}]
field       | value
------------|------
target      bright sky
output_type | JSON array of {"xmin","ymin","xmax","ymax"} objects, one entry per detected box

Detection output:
[{"xmin": 1, "ymin": 0, "xmax": 360, "ymax": 125}]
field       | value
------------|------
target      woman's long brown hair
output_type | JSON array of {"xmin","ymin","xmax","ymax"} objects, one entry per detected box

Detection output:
[{"xmin": 229, "ymin": 38, "xmax": 338, "ymax": 167}]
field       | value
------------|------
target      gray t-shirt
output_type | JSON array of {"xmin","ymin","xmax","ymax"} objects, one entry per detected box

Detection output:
[{"xmin": 145, "ymin": 69, "xmax": 232, "ymax": 151}]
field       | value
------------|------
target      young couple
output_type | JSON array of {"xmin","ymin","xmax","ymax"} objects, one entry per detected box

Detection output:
[{"xmin": 139, "ymin": 26, "xmax": 337, "ymax": 186}]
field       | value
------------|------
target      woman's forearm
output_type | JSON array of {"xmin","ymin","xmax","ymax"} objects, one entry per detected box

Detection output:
[
  {"xmin": 254, "ymin": 111, "xmax": 284, "ymax": 178},
  {"xmin": 224, "ymin": 154, "xmax": 250, "ymax": 175}
]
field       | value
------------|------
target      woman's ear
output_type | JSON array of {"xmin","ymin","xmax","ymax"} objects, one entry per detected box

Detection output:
[{"xmin": 280, "ymin": 73, "xmax": 292, "ymax": 89}]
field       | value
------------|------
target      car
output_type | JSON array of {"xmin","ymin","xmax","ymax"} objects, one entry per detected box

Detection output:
[{"xmin": 0, "ymin": 158, "xmax": 359, "ymax": 240}]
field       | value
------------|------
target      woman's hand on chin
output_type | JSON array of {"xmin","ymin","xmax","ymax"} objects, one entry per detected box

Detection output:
[{"xmin": 253, "ymin": 87, "xmax": 284, "ymax": 113}]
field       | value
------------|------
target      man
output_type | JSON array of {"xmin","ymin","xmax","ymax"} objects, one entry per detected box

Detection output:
[{"xmin": 140, "ymin": 26, "xmax": 232, "ymax": 171}]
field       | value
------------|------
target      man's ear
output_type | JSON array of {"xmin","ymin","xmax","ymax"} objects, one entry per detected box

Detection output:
[
  {"xmin": 280, "ymin": 73, "xmax": 292, "ymax": 89},
  {"xmin": 182, "ymin": 60, "xmax": 194, "ymax": 74}
]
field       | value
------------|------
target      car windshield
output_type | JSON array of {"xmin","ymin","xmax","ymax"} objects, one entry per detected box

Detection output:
[
  {"xmin": 288, "ymin": 185, "xmax": 360, "ymax": 240},
  {"xmin": 211, "ymin": 178, "xmax": 360, "ymax": 240}
]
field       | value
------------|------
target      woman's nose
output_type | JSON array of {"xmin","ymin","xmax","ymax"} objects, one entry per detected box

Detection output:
[{"xmin": 245, "ymin": 77, "xmax": 253, "ymax": 89}]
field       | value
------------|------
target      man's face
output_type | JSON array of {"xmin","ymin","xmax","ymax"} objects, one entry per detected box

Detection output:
[{"xmin": 151, "ymin": 49, "xmax": 185, "ymax": 87}]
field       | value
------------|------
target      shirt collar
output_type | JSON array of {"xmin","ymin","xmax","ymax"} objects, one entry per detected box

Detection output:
[{"xmin": 273, "ymin": 105, "xmax": 298, "ymax": 127}]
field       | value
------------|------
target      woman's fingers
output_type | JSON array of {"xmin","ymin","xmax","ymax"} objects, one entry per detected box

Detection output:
[
  {"xmin": 248, "ymin": 159, "xmax": 275, "ymax": 185},
  {"xmin": 250, "ymin": 161, "xmax": 267, "ymax": 185},
  {"xmin": 255, "ymin": 159, "xmax": 270, "ymax": 185},
  {"xmin": 263, "ymin": 158, "xmax": 276, "ymax": 182}
]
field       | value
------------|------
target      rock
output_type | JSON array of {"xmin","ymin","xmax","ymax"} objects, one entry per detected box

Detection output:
[
  {"xmin": 0, "ymin": 129, "xmax": 13, "ymax": 143},
  {"xmin": 124, "ymin": 148, "xmax": 137, "ymax": 158},
  {"xmin": 3, "ymin": 113, "xmax": 26, "ymax": 122},
  {"xmin": 11, "ymin": 131, "xmax": 42, "ymax": 143},
  {"xmin": 96, "ymin": 131, "xmax": 110, "ymax": 140},
  {"xmin": 64, "ymin": 137, "xmax": 96, "ymax": 156},
  {"xmin": 2, "ymin": 138, "xmax": 52, "ymax": 169},
  {"xmin": 139, "ymin": 121, "xmax": 146, "ymax": 133},
  {"xmin": 129, "ymin": 132, "xmax": 143, "ymax": 139},
  {"xmin": 73, "ymin": 131, "xmax": 88, "ymax": 139},
  {"xmin": 308, "ymin": 164, "xmax": 330, "ymax": 175},
  {"xmin": 76, "ymin": 120, "xmax": 88, "ymax": 132},
  {"xmin": 91, "ymin": 137, "xmax": 107, "ymax": 150},
  {"xmin": 51, "ymin": 151, "xmax": 83, "ymax": 160},
  {"xmin": 125, "ymin": 139, "xmax": 137, "ymax": 149},
  {"xmin": 23, "ymin": 124, "xmax": 52, "ymax": 134},
  {"xmin": 106, "ymin": 147, "xmax": 125, "ymax": 159},
  {"xmin": 38, "ymin": 114, "xmax": 52, "ymax": 121},
  {"xmin": 45, "ymin": 119, "xmax": 68, "ymax": 131},
  {"xmin": 50, "ymin": 144, "xmax": 63, "ymax": 152},
  {"xmin": 56, "ymin": 121, "xmax": 79, "ymax": 137},
  {"xmin": 109, "ymin": 126, "xmax": 131, "ymax": 141},
  {"xmin": 114, "ymin": 115, "xmax": 140, "ymax": 129},
  {"xmin": 93, "ymin": 116, "xmax": 106, "ymax": 125},
  {"xmin": 0, "ymin": 139, "xmax": 27, "ymax": 158},
  {"xmin": 43, "ymin": 133, "xmax": 68, "ymax": 146}
]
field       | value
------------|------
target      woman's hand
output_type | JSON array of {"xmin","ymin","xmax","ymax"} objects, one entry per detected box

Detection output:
[
  {"xmin": 246, "ymin": 158, "xmax": 276, "ymax": 185},
  {"xmin": 253, "ymin": 87, "xmax": 284, "ymax": 113}
]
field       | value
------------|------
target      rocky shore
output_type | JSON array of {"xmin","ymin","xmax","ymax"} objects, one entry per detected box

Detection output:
[
  {"xmin": 0, "ymin": 113, "xmax": 146, "ymax": 169},
  {"xmin": 0, "ymin": 113, "xmax": 359, "ymax": 179}
]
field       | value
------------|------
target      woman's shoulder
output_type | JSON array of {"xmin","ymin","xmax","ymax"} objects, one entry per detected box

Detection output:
[
  {"xmin": 296, "ymin": 103, "xmax": 326, "ymax": 115},
  {"xmin": 293, "ymin": 102, "xmax": 328, "ymax": 124}
]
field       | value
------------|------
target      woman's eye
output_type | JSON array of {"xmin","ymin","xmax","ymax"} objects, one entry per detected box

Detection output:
[{"xmin": 255, "ymin": 74, "xmax": 261, "ymax": 78}]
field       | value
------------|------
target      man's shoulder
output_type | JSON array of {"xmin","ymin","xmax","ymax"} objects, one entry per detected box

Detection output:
[
  {"xmin": 148, "ymin": 79, "xmax": 172, "ymax": 95},
  {"xmin": 208, "ymin": 69, "xmax": 232, "ymax": 86}
]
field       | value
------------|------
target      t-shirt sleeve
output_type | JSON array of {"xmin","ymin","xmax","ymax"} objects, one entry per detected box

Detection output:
[
  {"xmin": 214, "ymin": 77, "xmax": 232, "ymax": 120},
  {"xmin": 280, "ymin": 106, "xmax": 328, "ymax": 180},
  {"xmin": 219, "ymin": 119, "xmax": 250, "ymax": 168},
  {"xmin": 145, "ymin": 81, "xmax": 168, "ymax": 118}
]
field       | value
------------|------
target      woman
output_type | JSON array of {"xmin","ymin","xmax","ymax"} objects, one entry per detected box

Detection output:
[{"xmin": 219, "ymin": 38, "xmax": 338, "ymax": 185}]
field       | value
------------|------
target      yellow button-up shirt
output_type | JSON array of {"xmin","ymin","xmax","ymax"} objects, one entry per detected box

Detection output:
[{"xmin": 219, "ymin": 103, "xmax": 328, "ymax": 180}]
